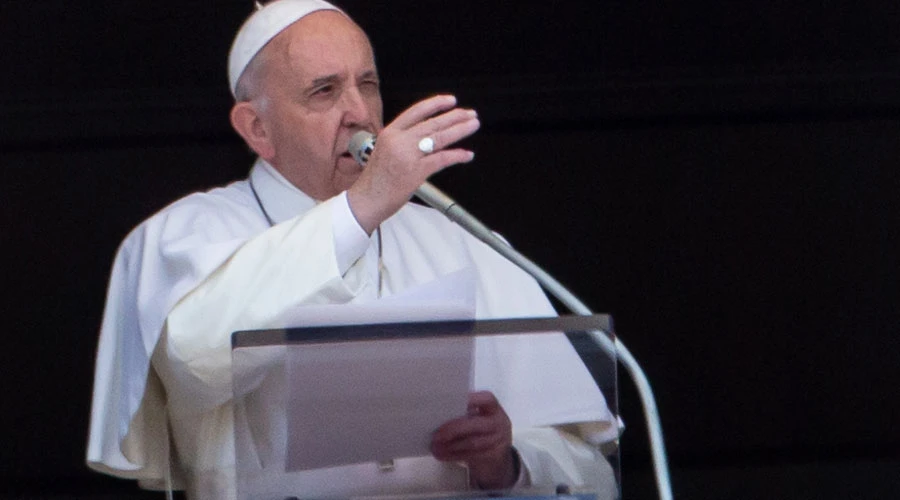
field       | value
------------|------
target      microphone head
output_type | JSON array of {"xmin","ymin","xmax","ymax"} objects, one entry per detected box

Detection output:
[{"xmin": 349, "ymin": 131, "xmax": 376, "ymax": 166}]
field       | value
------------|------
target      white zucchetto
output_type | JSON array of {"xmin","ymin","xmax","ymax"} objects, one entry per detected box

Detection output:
[{"xmin": 228, "ymin": 0, "xmax": 343, "ymax": 96}]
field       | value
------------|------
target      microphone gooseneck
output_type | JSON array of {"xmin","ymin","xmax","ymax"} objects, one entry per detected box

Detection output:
[{"xmin": 346, "ymin": 131, "xmax": 674, "ymax": 500}]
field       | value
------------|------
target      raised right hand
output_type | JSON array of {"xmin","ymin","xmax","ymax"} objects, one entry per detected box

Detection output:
[{"xmin": 347, "ymin": 94, "xmax": 480, "ymax": 234}]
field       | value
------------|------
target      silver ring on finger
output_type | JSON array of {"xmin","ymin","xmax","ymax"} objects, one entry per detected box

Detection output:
[{"xmin": 418, "ymin": 137, "xmax": 435, "ymax": 154}]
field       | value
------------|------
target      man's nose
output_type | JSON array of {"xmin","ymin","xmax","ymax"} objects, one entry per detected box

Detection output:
[{"xmin": 340, "ymin": 86, "xmax": 372, "ymax": 126}]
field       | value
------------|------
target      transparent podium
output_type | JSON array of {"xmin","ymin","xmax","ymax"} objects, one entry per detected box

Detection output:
[{"xmin": 231, "ymin": 314, "xmax": 619, "ymax": 500}]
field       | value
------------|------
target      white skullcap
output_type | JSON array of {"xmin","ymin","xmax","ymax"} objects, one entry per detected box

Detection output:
[{"xmin": 228, "ymin": 0, "xmax": 343, "ymax": 96}]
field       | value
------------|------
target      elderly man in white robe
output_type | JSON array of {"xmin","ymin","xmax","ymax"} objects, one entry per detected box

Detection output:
[{"xmin": 86, "ymin": 1, "xmax": 620, "ymax": 499}]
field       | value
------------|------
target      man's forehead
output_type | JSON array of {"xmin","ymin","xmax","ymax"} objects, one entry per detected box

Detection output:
[{"xmin": 269, "ymin": 12, "xmax": 376, "ymax": 80}]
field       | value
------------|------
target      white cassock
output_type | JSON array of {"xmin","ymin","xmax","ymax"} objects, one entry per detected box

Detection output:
[{"xmin": 87, "ymin": 159, "xmax": 620, "ymax": 500}]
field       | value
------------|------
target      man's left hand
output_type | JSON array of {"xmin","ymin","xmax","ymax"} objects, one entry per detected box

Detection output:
[{"xmin": 431, "ymin": 391, "xmax": 518, "ymax": 490}]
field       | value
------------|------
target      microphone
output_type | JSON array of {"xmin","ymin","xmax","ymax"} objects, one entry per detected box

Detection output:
[{"xmin": 349, "ymin": 130, "xmax": 376, "ymax": 166}]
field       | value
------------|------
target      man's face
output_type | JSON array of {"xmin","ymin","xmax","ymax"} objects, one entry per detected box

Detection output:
[{"xmin": 254, "ymin": 11, "xmax": 383, "ymax": 199}]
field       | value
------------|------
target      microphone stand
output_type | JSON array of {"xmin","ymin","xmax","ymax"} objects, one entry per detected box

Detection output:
[{"xmin": 415, "ymin": 182, "xmax": 675, "ymax": 500}]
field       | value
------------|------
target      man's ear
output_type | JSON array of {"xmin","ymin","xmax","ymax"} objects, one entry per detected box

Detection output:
[{"xmin": 230, "ymin": 101, "xmax": 275, "ymax": 161}]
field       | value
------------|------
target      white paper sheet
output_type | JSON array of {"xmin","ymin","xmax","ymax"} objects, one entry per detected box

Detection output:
[{"xmin": 282, "ymin": 268, "xmax": 477, "ymax": 471}]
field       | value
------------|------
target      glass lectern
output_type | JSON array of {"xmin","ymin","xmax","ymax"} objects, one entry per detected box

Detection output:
[{"xmin": 231, "ymin": 314, "xmax": 619, "ymax": 500}]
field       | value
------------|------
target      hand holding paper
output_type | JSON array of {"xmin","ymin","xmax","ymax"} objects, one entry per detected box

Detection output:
[{"xmin": 431, "ymin": 391, "xmax": 518, "ymax": 490}]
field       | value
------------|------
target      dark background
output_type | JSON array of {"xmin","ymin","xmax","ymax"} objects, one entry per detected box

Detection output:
[{"xmin": 2, "ymin": 1, "xmax": 898, "ymax": 498}]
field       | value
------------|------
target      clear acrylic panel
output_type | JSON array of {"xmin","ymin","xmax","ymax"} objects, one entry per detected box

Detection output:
[{"xmin": 231, "ymin": 315, "xmax": 619, "ymax": 500}]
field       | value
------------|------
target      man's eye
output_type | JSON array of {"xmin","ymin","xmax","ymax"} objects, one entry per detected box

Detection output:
[
  {"xmin": 313, "ymin": 85, "xmax": 334, "ymax": 96},
  {"xmin": 360, "ymin": 80, "xmax": 380, "ymax": 92}
]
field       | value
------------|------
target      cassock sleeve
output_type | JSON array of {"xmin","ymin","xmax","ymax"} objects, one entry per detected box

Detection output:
[
  {"xmin": 513, "ymin": 427, "xmax": 619, "ymax": 498},
  {"xmin": 158, "ymin": 195, "xmax": 375, "ymax": 415},
  {"xmin": 89, "ymin": 190, "xmax": 379, "ymax": 482}
]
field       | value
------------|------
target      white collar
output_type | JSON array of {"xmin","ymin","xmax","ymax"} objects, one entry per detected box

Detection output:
[{"xmin": 248, "ymin": 158, "xmax": 318, "ymax": 225}]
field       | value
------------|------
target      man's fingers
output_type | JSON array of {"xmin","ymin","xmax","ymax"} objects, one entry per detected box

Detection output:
[
  {"xmin": 419, "ymin": 149, "xmax": 476, "ymax": 176},
  {"xmin": 433, "ymin": 413, "xmax": 494, "ymax": 441},
  {"xmin": 431, "ymin": 402, "xmax": 509, "ymax": 447},
  {"xmin": 468, "ymin": 390, "xmax": 503, "ymax": 413},
  {"xmin": 421, "ymin": 114, "xmax": 480, "ymax": 154},
  {"xmin": 392, "ymin": 94, "xmax": 458, "ymax": 129},
  {"xmin": 431, "ymin": 415, "xmax": 507, "ymax": 462},
  {"xmin": 416, "ymin": 108, "xmax": 479, "ymax": 138},
  {"xmin": 432, "ymin": 432, "xmax": 507, "ymax": 461},
  {"xmin": 430, "ymin": 390, "xmax": 514, "ymax": 489}
]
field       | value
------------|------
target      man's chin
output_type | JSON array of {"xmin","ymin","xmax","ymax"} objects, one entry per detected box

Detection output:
[{"xmin": 331, "ymin": 158, "xmax": 363, "ymax": 194}]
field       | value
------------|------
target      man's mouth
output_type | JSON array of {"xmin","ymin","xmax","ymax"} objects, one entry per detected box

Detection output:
[{"xmin": 336, "ymin": 151, "xmax": 362, "ymax": 171}]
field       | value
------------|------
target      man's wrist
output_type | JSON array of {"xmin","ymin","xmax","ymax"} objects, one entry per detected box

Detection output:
[{"xmin": 473, "ymin": 447, "xmax": 521, "ymax": 491}]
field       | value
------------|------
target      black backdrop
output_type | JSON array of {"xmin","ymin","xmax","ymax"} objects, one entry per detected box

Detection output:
[{"xmin": 2, "ymin": 1, "xmax": 899, "ymax": 499}]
